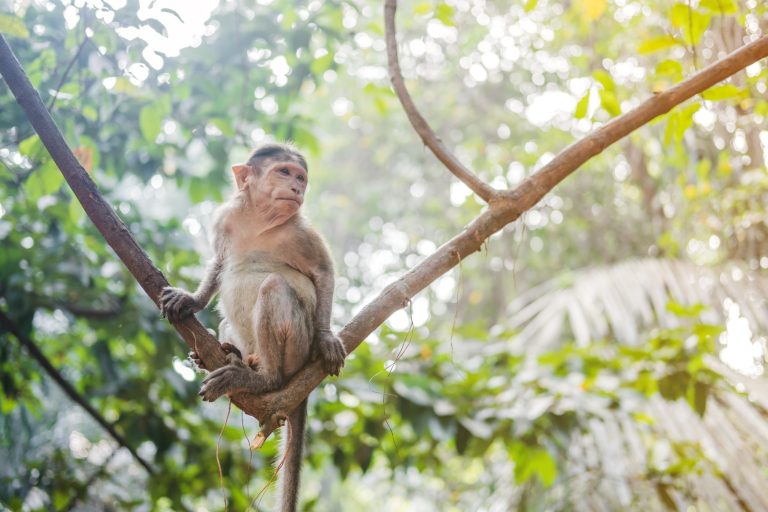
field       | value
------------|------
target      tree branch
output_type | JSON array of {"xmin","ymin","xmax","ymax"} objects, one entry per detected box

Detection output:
[
  {"xmin": 384, "ymin": 0, "xmax": 497, "ymax": 203},
  {"xmin": 0, "ymin": 309, "xmax": 154, "ymax": 474},
  {"xmin": 494, "ymin": 34, "xmax": 768, "ymax": 217},
  {"xmin": 2, "ymin": 30, "xmax": 767, "ymax": 445}
]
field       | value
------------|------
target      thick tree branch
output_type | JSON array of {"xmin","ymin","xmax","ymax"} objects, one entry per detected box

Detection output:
[
  {"xmin": 2, "ymin": 30, "xmax": 767, "ymax": 445},
  {"xmin": 0, "ymin": 34, "xmax": 231, "ymax": 404},
  {"xmin": 384, "ymin": 0, "xmax": 497, "ymax": 203},
  {"xmin": 0, "ymin": 309, "xmax": 154, "ymax": 474},
  {"xmin": 495, "ymin": 34, "xmax": 768, "ymax": 217}
]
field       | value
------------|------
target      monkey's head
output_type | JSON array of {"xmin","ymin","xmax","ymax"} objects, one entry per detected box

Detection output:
[{"xmin": 232, "ymin": 143, "xmax": 309, "ymax": 218}]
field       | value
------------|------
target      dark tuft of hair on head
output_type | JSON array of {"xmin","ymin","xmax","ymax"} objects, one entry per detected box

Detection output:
[{"xmin": 246, "ymin": 142, "xmax": 308, "ymax": 173}]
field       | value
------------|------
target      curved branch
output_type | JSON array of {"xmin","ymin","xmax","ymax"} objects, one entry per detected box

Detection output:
[
  {"xmin": 0, "ymin": 309, "xmax": 154, "ymax": 474},
  {"xmin": 384, "ymin": 0, "xmax": 497, "ymax": 203}
]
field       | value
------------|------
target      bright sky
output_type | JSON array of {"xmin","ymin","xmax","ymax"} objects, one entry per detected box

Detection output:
[
  {"xmin": 115, "ymin": 0, "xmax": 219, "ymax": 67},
  {"xmin": 62, "ymin": 0, "xmax": 219, "ymax": 68}
]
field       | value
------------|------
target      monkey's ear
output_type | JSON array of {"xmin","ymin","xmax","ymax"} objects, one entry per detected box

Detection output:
[{"xmin": 232, "ymin": 164, "xmax": 251, "ymax": 190}]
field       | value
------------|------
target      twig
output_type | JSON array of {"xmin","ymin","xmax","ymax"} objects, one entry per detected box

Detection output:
[
  {"xmin": 47, "ymin": 35, "xmax": 90, "ymax": 112},
  {"xmin": 384, "ymin": 0, "xmax": 497, "ymax": 203},
  {"xmin": 0, "ymin": 309, "xmax": 155, "ymax": 474}
]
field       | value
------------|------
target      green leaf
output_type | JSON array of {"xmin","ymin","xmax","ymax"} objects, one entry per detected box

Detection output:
[
  {"xmin": 669, "ymin": 4, "xmax": 711, "ymax": 45},
  {"xmin": 68, "ymin": 196, "xmax": 84, "ymax": 224},
  {"xmin": 524, "ymin": 0, "xmax": 538, "ymax": 12},
  {"xmin": 638, "ymin": 35, "xmax": 680, "ymax": 55},
  {"xmin": 658, "ymin": 371, "xmax": 690, "ymax": 400},
  {"xmin": 393, "ymin": 373, "xmax": 438, "ymax": 406},
  {"xmin": 210, "ymin": 118, "xmax": 235, "ymax": 137},
  {"xmin": 701, "ymin": 84, "xmax": 742, "ymax": 101},
  {"xmin": 529, "ymin": 448, "xmax": 558, "ymax": 487},
  {"xmin": 19, "ymin": 134, "xmax": 42, "ymax": 157},
  {"xmin": 0, "ymin": 395, "xmax": 16, "ymax": 414},
  {"xmin": 413, "ymin": 2, "xmax": 432, "ymax": 16},
  {"xmin": 632, "ymin": 412, "xmax": 656, "ymax": 425},
  {"xmin": 699, "ymin": 0, "xmax": 738, "ymax": 14},
  {"xmin": 435, "ymin": 3, "xmax": 455, "ymax": 26},
  {"xmin": 599, "ymin": 89, "xmax": 621, "ymax": 117},
  {"xmin": 139, "ymin": 105, "xmax": 163, "ymax": 143},
  {"xmin": 108, "ymin": 77, "xmax": 140, "ymax": 95},
  {"xmin": 592, "ymin": 69, "xmax": 615, "ymax": 91},
  {"xmin": 576, "ymin": 0, "xmax": 607, "ymax": 21},
  {"xmin": 574, "ymin": 90, "xmax": 590, "ymax": 119},
  {"xmin": 0, "ymin": 14, "xmax": 30, "ymax": 39},
  {"xmin": 663, "ymin": 112, "xmax": 676, "ymax": 146},
  {"xmin": 666, "ymin": 301, "xmax": 705, "ymax": 318},
  {"xmin": 292, "ymin": 125, "xmax": 319, "ymax": 155},
  {"xmin": 25, "ymin": 160, "xmax": 64, "ymax": 200},
  {"xmin": 187, "ymin": 177, "xmax": 209, "ymax": 204},
  {"xmin": 675, "ymin": 102, "xmax": 700, "ymax": 141},
  {"xmin": 310, "ymin": 52, "xmax": 334, "ymax": 75},
  {"xmin": 82, "ymin": 105, "xmax": 98, "ymax": 121},
  {"xmin": 688, "ymin": 381, "xmax": 710, "ymax": 416},
  {"xmin": 655, "ymin": 60, "xmax": 684, "ymax": 81},
  {"xmin": 511, "ymin": 444, "xmax": 558, "ymax": 487}
]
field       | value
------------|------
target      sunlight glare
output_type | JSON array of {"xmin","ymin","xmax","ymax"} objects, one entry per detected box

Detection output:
[
  {"xmin": 173, "ymin": 359, "xmax": 196, "ymax": 382},
  {"xmin": 525, "ymin": 91, "xmax": 576, "ymax": 127},
  {"xmin": 387, "ymin": 309, "xmax": 410, "ymax": 331},
  {"xmin": 113, "ymin": 0, "xmax": 219, "ymax": 68},
  {"xmin": 719, "ymin": 298, "xmax": 764, "ymax": 376}
]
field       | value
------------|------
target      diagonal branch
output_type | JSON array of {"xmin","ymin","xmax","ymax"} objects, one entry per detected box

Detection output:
[
  {"xmin": 0, "ymin": 309, "xmax": 155, "ymax": 474},
  {"xmin": 2, "ymin": 31, "xmax": 767, "ymax": 445},
  {"xmin": 496, "ymin": 35, "xmax": 768, "ymax": 215},
  {"xmin": 384, "ymin": 0, "xmax": 497, "ymax": 203}
]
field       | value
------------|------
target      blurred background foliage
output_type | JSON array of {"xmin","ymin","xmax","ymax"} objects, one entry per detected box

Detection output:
[{"xmin": 1, "ymin": 0, "xmax": 767, "ymax": 510}]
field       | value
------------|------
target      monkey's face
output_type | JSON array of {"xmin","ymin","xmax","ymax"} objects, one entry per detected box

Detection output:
[{"xmin": 248, "ymin": 160, "xmax": 307, "ymax": 216}]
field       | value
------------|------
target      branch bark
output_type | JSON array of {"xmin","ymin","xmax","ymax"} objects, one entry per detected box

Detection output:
[
  {"xmin": 0, "ymin": 309, "xmax": 154, "ymax": 474},
  {"xmin": 384, "ymin": 0, "xmax": 497, "ymax": 203},
  {"xmin": 2, "ymin": 28, "xmax": 767, "ymax": 444}
]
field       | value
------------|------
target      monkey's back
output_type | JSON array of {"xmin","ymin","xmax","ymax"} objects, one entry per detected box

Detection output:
[{"xmin": 218, "ymin": 251, "xmax": 316, "ymax": 360}]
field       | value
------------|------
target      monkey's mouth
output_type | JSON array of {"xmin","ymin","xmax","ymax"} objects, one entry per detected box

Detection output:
[{"xmin": 277, "ymin": 197, "xmax": 302, "ymax": 205}]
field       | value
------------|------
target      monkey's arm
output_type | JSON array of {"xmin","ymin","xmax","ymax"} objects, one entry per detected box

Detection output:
[
  {"xmin": 307, "ymin": 243, "xmax": 346, "ymax": 376},
  {"xmin": 160, "ymin": 256, "xmax": 222, "ymax": 322}
]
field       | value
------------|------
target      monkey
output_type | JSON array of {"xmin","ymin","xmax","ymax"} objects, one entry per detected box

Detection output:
[{"xmin": 159, "ymin": 142, "xmax": 346, "ymax": 512}]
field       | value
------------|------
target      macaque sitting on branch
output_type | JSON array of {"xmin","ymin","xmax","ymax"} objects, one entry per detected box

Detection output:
[{"xmin": 160, "ymin": 142, "xmax": 346, "ymax": 512}]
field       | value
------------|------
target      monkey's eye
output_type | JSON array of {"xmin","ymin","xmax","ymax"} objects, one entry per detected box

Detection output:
[
  {"xmin": 278, "ymin": 168, "xmax": 290, "ymax": 176},
  {"xmin": 297, "ymin": 175, "xmax": 305, "ymax": 183}
]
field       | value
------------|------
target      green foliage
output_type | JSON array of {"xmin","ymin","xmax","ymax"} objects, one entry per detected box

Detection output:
[
  {"xmin": 0, "ymin": 0, "xmax": 765, "ymax": 509},
  {"xmin": 0, "ymin": 13, "xmax": 29, "ymax": 39},
  {"xmin": 669, "ymin": 3, "xmax": 711, "ymax": 45}
]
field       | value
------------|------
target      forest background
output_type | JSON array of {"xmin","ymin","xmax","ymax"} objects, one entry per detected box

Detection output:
[{"xmin": 1, "ymin": 0, "xmax": 768, "ymax": 510}]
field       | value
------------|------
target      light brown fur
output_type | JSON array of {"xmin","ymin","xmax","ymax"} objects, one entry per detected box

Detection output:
[{"xmin": 159, "ymin": 143, "xmax": 345, "ymax": 512}]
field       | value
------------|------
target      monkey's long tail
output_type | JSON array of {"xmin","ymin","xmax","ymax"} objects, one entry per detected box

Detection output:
[{"xmin": 279, "ymin": 398, "xmax": 308, "ymax": 512}]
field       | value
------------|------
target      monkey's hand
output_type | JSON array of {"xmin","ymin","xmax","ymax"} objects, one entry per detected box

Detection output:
[
  {"xmin": 159, "ymin": 286, "xmax": 201, "ymax": 322},
  {"xmin": 315, "ymin": 329, "xmax": 346, "ymax": 376},
  {"xmin": 199, "ymin": 358, "xmax": 255, "ymax": 402}
]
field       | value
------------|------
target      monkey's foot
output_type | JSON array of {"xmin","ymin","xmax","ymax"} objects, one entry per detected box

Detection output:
[
  {"xmin": 220, "ymin": 342, "xmax": 243, "ymax": 360},
  {"xmin": 189, "ymin": 342, "xmax": 242, "ymax": 371},
  {"xmin": 199, "ymin": 360, "xmax": 260, "ymax": 402},
  {"xmin": 159, "ymin": 287, "xmax": 199, "ymax": 323},
  {"xmin": 315, "ymin": 330, "xmax": 346, "ymax": 376}
]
